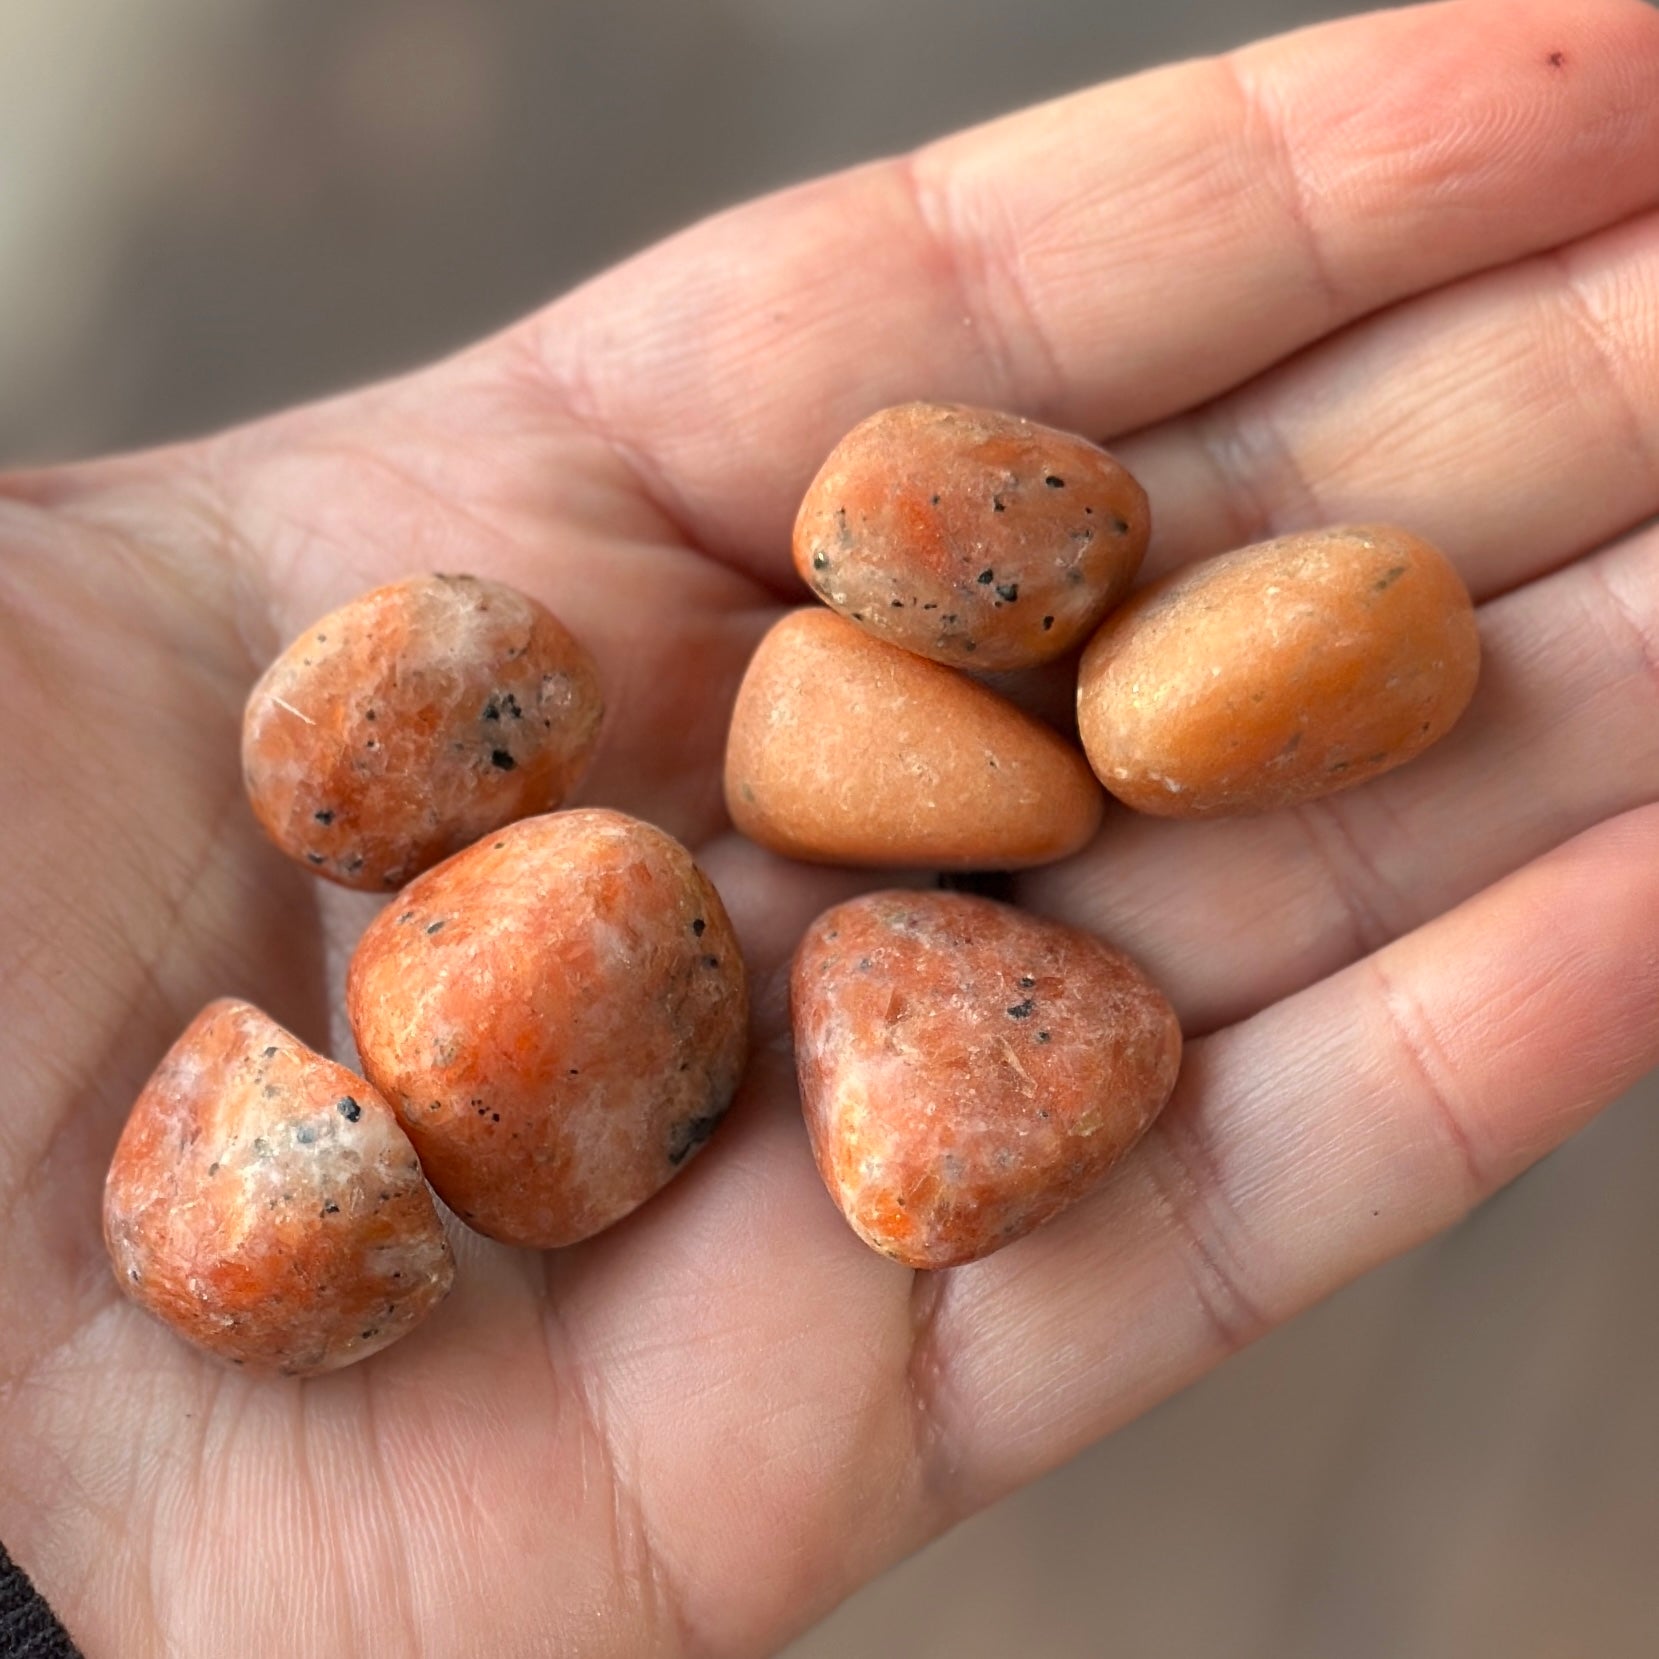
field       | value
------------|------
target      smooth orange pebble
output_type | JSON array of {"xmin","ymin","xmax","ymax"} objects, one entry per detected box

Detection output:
[
  {"xmin": 1077, "ymin": 525, "xmax": 1480, "ymax": 816},
  {"xmin": 347, "ymin": 808, "xmax": 749, "ymax": 1249},
  {"xmin": 793, "ymin": 890, "xmax": 1181, "ymax": 1268},
  {"xmin": 103, "ymin": 999, "xmax": 454, "ymax": 1375},
  {"xmin": 243, "ymin": 572, "xmax": 603, "ymax": 890},
  {"xmin": 725, "ymin": 609, "xmax": 1103, "ymax": 870},
  {"xmin": 794, "ymin": 402, "xmax": 1150, "ymax": 670}
]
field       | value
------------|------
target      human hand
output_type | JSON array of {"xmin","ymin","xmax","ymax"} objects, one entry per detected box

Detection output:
[{"xmin": 3, "ymin": 1, "xmax": 1658, "ymax": 1652}]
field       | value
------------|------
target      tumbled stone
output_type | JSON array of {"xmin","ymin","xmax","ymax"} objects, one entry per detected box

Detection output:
[
  {"xmin": 242, "ymin": 572, "xmax": 603, "ymax": 890},
  {"xmin": 792, "ymin": 890, "xmax": 1181, "ymax": 1268},
  {"xmin": 1077, "ymin": 525, "xmax": 1481, "ymax": 816},
  {"xmin": 347, "ymin": 808, "xmax": 749, "ymax": 1249},
  {"xmin": 725, "ymin": 609, "xmax": 1103, "ymax": 870},
  {"xmin": 103, "ymin": 999, "xmax": 454, "ymax": 1375},
  {"xmin": 794, "ymin": 402, "xmax": 1150, "ymax": 669}
]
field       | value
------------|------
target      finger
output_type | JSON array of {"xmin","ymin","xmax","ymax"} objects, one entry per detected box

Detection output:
[
  {"xmin": 1022, "ymin": 519, "xmax": 1659, "ymax": 1034},
  {"xmin": 520, "ymin": 0, "xmax": 1659, "ymax": 580},
  {"xmin": 1118, "ymin": 203, "xmax": 1659, "ymax": 599},
  {"xmin": 923, "ymin": 804, "xmax": 1659, "ymax": 1506}
]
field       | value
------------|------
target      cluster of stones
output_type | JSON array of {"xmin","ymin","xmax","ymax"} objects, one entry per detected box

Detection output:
[
  {"xmin": 739, "ymin": 401, "xmax": 1480, "ymax": 1269},
  {"xmin": 106, "ymin": 575, "xmax": 746, "ymax": 1374},
  {"xmin": 104, "ymin": 401, "xmax": 1482, "ymax": 1370}
]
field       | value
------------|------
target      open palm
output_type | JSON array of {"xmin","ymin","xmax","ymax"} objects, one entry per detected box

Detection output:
[{"xmin": 5, "ymin": 2, "xmax": 1659, "ymax": 1653}]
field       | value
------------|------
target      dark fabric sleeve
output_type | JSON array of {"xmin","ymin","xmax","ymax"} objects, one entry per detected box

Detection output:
[{"xmin": 0, "ymin": 1542, "xmax": 80, "ymax": 1659}]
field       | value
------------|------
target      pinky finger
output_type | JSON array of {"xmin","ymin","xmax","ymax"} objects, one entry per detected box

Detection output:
[{"xmin": 922, "ymin": 804, "xmax": 1659, "ymax": 1504}]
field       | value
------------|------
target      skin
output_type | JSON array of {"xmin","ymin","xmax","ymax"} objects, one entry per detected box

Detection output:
[{"xmin": 3, "ymin": 1, "xmax": 1659, "ymax": 1653}]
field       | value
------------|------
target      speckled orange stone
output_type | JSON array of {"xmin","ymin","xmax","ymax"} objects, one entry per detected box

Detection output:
[
  {"xmin": 793, "ymin": 402, "xmax": 1150, "ymax": 670},
  {"xmin": 793, "ymin": 891, "xmax": 1181, "ymax": 1268},
  {"xmin": 1077, "ymin": 525, "xmax": 1480, "ymax": 816},
  {"xmin": 725, "ymin": 609, "xmax": 1103, "ymax": 869},
  {"xmin": 243, "ymin": 573, "xmax": 603, "ymax": 890},
  {"xmin": 347, "ymin": 808, "xmax": 749, "ymax": 1248},
  {"xmin": 103, "ymin": 999, "xmax": 454, "ymax": 1375}
]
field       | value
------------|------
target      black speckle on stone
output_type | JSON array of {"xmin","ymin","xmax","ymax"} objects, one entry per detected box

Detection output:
[
  {"xmin": 482, "ymin": 700, "xmax": 500, "ymax": 721},
  {"xmin": 812, "ymin": 551, "xmax": 829, "ymax": 570},
  {"xmin": 1110, "ymin": 516, "xmax": 1130, "ymax": 536},
  {"xmin": 426, "ymin": 919, "xmax": 446, "ymax": 935},
  {"xmin": 365, "ymin": 736, "xmax": 378, "ymax": 750},
  {"xmin": 667, "ymin": 1111, "xmax": 724, "ymax": 1166},
  {"xmin": 503, "ymin": 693, "xmax": 522, "ymax": 719},
  {"xmin": 491, "ymin": 1112, "xmax": 500, "ymax": 1123},
  {"xmin": 1042, "ymin": 615, "xmax": 1055, "ymax": 631},
  {"xmin": 930, "ymin": 493, "xmax": 941, "ymax": 506},
  {"xmin": 1019, "ymin": 976, "xmax": 1036, "ymax": 988},
  {"xmin": 397, "ymin": 911, "xmax": 416, "ymax": 925},
  {"xmin": 207, "ymin": 1162, "xmax": 220, "ymax": 1176},
  {"xmin": 365, "ymin": 708, "xmax": 377, "ymax": 721},
  {"xmin": 1547, "ymin": 48, "xmax": 1566, "ymax": 67},
  {"xmin": 692, "ymin": 917, "xmax": 706, "ymax": 936},
  {"xmin": 345, "ymin": 855, "xmax": 365, "ymax": 875},
  {"xmin": 323, "ymin": 1202, "xmax": 339, "ymax": 1216},
  {"xmin": 1084, "ymin": 505, "xmax": 1094, "ymax": 516},
  {"xmin": 337, "ymin": 1096, "xmax": 362, "ymax": 1122},
  {"xmin": 976, "ymin": 569, "xmax": 994, "ymax": 584},
  {"xmin": 568, "ymin": 1068, "xmax": 580, "ymax": 1076},
  {"xmin": 992, "ymin": 495, "xmax": 1006, "ymax": 513},
  {"xmin": 263, "ymin": 1046, "xmax": 279, "ymax": 1059},
  {"xmin": 361, "ymin": 1329, "xmax": 380, "ymax": 1341},
  {"xmin": 306, "ymin": 852, "xmax": 325, "ymax": 866},
  {"xmin": 1045, "ymin": 475, "xmax": 1065, "ymax": 488},
  {"xmin": 1006, "ymin": 998, "xmax": 1035, "ymax": 1019},
  {"xmin": 995, "ymin": 583, "xmax": 1019, "ymax": 603},
  {"xmin": 1373, "ymin": 564, "xmax": 1408, "ymax": 591},
  {"xmin": 942, "ymin": 613, "xmax": 958, "ymax": 625},
  {"xmin": 314, "ymin": 809, "xmax": 334, "ymax": 825},
  {"xmin": 491, "ymin": 749, "xmax": 516, "ymax": 770},
  {"xmin": 702, "ymin": 954, "xmax": 721, "ymax": 969},
  {"xmin": 857, "ymin": 956, "xmax": 872, "ymax": 971},
  {"xmin": 922, "ymin": 601, "xmax": 938, "ymax": 611},
  {"xmin": 1037, "ymin": 1030, "xmax": 1051, "ymax": 1043},
  {"xmin": 890, "ymin": 599, "xmax": 905, "ymax": 608},
  {"xmin": 494, "ymin": 840, "xmax": 506, "ymax": 849}
]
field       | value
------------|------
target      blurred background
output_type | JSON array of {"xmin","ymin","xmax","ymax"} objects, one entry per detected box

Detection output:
[{"xmin": 4, "ymin": 1, "xmax": 1658, "ymax": 1653}]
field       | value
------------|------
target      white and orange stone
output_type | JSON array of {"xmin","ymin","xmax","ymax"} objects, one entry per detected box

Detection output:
[
  {"xmin": 792, "ymin": 891, "xmax": 1181, "ymax": 1269},
  {"xmin": 347, "ymin": 808, "xmax": 750, "ymax": 1249},
  {"xmin": 243, "ymin": 573, "xmax": 603, "ymax": 891},
  {"xmin": 104, "ymin": 999, "xmax": 454, "ymax": 1375}
]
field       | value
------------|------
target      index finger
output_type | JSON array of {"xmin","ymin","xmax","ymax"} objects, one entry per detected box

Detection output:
[{"xmin": 517, "ymin": 0, "xmax": 1659, "ymax": 584}]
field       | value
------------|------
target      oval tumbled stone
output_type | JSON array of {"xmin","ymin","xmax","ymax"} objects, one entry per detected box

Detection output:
[
  {"xmin": 1077, "ymin": 525, "xmax": 1480, "ymax": 817},
  {"xmin": 725, "ymin": 609, "xmax": 1103, "ymax": 870},
  {"xmin": 243, "ymin": 573, "xmax": 603, "ymax": 890},
  {"xmin": 347, "ymin": 808, "xmax": 749, "ymax": 1249},
  {"xmin": 792, "ymin": 890, "xmax": 1181, "ymax": 1268},
  {"xmin": 794, "ymin": 402, "xmax": 1150, "ymax": 669}
]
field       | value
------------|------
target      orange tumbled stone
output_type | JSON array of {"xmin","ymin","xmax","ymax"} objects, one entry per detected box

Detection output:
[
  {"xmin": 1077, "ymin": 525, "xmax": 1480, "ymax": 816},
  {"xmin": 243, "ymin": 573, "xmax": 603, "ymax": 890},
  {"xmin": 347, "ymin": 809, "xmax": 749, "ymax": 1249},
  {"xmin": 725, "ymin": 609, "xmax": 1103, "ymax": 870},
  {"xmin": 103, "ymin": 999, "xmax": 454, "ymax": 1375},
  {"xmin": 794, "ymin": 402, "xmax": 1150, "ymax": 669},
  {"xmin": 792, "ymin": 891, "xmax": 1181, "ymax": 1268}
]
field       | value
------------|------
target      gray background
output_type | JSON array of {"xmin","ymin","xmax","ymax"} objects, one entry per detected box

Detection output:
[{"xmin": 4, "ymin": 2, "xmax": 1657, "ymax": 1654}]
